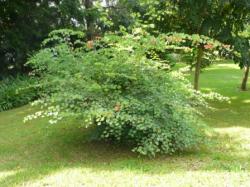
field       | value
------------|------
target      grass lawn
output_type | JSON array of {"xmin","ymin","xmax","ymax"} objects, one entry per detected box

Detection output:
[{"xmin": 0, "ymin": 63, "xmax": 250, "ymax": 187}]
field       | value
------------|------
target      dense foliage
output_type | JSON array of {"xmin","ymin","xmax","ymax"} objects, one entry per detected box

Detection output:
[
  {"xmin": 0, "ymin": 0, "xmax": 119, "ymax": 76},
  {"xmin": 23, "ymin": 32, "xmax": 228, "ymax": 156},
  {"xmin": 2, "ymin": 0, "xmax": 248, "ymax": 157},
  {"xmin": 0, "ymin": 76, "xmax": 39, "ymax": 112},
  {"xmin": 1, "ymin": 0, "xmax": 249, "ymax": 88},
  {"xmin": 138, "ymin": 0, "xmax": 250, "ymax": 90}
]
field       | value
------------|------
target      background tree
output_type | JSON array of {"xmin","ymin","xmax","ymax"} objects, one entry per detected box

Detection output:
[
  {"xmin": 138, "ymin": 0, "xmax": 250, "ymax": 90},
  {"xmin": 83, "ymin": 0, "xmax": 95, "ymax": 40},
  {"xmin": 103, "ymin": 0, "xmax": 141, "ymax": 32},
  {"xmin": 0, "ymin": 0, "xmax": 138, "ymax": 77},
  {"xmin": 233, "ymin": 26, "xmax": 250, "ymax": 91},
  {"xmin": 0, "ymin": 0, "xmax": 84, "ymax": 77}
]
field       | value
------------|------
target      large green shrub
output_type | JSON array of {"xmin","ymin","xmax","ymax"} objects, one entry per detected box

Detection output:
[
  {"xmin": 25, "ymin": 32, "xmax": 226, "ymax": 156},
  {"xmin": 0, "ymin": 76, "xmax": 39, "ymax": 111}
]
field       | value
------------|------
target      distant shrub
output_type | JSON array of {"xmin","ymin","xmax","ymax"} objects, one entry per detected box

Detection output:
[
  {"xmin": 0, "ymin": 76, "xmax": 39, "ymax": 111},
  {"xmin": 25, "ymin": 31, "xmax": 226, "ymax": 156}
]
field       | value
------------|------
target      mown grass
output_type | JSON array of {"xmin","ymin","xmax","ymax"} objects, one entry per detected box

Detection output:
[{"xmin": 0, "ymin": 62, "xmax": 250, "ymax": 187}]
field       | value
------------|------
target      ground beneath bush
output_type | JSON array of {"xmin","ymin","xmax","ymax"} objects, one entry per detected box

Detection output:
[{"xmin": 0, "ymin": 63, "xmax": 250, "ymax": 187}]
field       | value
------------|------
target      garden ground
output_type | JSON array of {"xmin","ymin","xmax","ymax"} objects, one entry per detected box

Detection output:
[{"xmin": 0, "ymin": 62, "xmax": 250, "ymax": 187}]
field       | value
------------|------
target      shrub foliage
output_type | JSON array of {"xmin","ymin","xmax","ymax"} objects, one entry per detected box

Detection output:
[
  {"xmin": 25, "ymin": 32, "xmax": 217, "ymax": 156},
  {"xmin": 0, "ymin": 76, "xmax": 39, "ymax": 111}
]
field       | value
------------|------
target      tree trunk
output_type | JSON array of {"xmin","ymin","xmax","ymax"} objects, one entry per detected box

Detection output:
[
  {"xmin": 241, "ymin": 65, "xmax": 249, "ymax": 91},
  {"xmin": 194, "ymin": 46, "xmax": 204, "ymax": 90},
  {"xmin": 84, "ymin": 0, "xmax": 95, "ymax": 40}
]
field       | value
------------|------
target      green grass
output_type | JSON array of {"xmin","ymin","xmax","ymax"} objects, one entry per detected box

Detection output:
[{"xmin": 1, "ymin": 63, "xmax": 250, "ymax": 186}]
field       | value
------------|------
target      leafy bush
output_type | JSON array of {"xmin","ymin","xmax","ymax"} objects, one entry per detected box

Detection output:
[
  {"xmin": 0, "ymin": 76, "xmax": 39, "ymax": 111},
  {"xmin": 25, "ymin": 32, "xmax": 224, "ymax": 156},
  {"xmin": 42, "ymin": 29, "xmax": 86, "ymax": 50}
]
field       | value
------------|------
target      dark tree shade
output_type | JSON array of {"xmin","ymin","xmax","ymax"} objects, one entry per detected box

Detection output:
[{"xmin": 0, "ymin": 0, "xmax": 84, "ymax": 77}]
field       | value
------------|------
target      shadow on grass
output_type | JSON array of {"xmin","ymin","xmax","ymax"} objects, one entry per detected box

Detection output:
[
  {"xmin": 0, "ymin": 117, "xmax": 250, "ymax": 186},
  {"xmin": 0, "ymin": 104, "xmax": 250, "ymax": 186}
]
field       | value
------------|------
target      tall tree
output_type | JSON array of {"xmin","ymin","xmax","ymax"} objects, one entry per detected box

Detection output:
[
  {"xmin": 138, "ymin": 0, "xmax": 250, "ymax": 90},
  {"xmin": 83, "ymin": 0, "xmax": 95, "ymax": 40}
]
